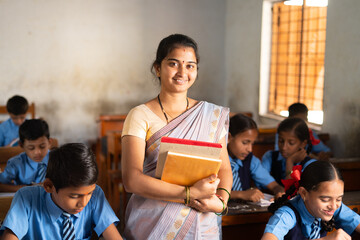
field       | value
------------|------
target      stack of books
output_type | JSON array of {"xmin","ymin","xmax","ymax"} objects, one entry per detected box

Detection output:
[{"xmin": 155, "ymin": 137, "xmax": 223, "ymax": 186}]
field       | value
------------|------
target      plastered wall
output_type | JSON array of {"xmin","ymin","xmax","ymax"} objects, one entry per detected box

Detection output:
[
  {"xmin": 1, "ymin": 0, "xmax": 359, "ymax": 157},
  {"xmin": 0, "ymin": 0, "xmax": 226, "ymax": 144}
]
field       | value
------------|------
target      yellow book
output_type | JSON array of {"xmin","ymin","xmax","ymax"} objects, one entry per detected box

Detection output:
[{"xmin": 161, "ymin": 151, "xmax": 222, "ymax": 186}]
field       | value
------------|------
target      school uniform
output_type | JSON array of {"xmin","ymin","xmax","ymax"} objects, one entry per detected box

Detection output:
[
  {"xmin": 264, "ymin": 195, "xmax": 360, "ymax": 239},
  {"xmin": 230, "ymin": 153, "xmax": 275, "ymax": 190},
  {"xmin": 274, "ymin": 132, "xmax": 331, "ymax": 153},
  {"xmin": 0, "ymin": 118, "xmax": 19, "ymax": 147},
  {"xmin": 0, "ymin": 151, "xmax": 49, "ymax": 185},
  {"xmin": 261, "ymin": 150, "xmax": 316, "ymax": 186},
  {"xmin": 0, "ymin": 185, "xmax": 119, "ymax": 239}
]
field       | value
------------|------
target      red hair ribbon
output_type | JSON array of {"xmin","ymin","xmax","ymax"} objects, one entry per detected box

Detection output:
[
  {"xmin": 281, "ymin": 165, "xmax": 302, "ymax": 199},
  {"xmin": 309, "ymin": 129, "xmax": 320, "ymax": 146}
]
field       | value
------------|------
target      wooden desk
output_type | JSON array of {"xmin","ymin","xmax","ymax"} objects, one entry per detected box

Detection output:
[
  {"xmin": 97, "ymin": 115, "xmax": 127, "ymax": 138},
  {"xmin": 0, "ymin": 193, "xmax": 15, "ymax": 224},
  {"xmin": 95, "ymin": 115, "xmax": 126, "ymax": 194},
  {"xmin": 222, "ymin": 191, "xmax": 360, "ymax": 240},
  {"xmin": 330, "ymin": 158, "xmax": 360, "ymax": 191}
]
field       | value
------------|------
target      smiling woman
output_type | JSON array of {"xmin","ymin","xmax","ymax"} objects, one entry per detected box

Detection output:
[{"xmin": 121, "ymin": 34, "xmax": 233, "ymax": 240}]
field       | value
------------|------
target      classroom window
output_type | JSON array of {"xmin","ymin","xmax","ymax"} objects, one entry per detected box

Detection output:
[{"xmin": 260, "ymin": 0, "xmax": 327, "ymax": 124}]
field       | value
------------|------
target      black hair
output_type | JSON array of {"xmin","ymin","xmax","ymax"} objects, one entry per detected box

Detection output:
[
  {"xmin": 6, "ymin": 95, "xmax": 29, "ymax": 115},
  {"xmin": 277, "ymin": 117, "xmax": 312, "ymax": 154},
  {"xmin": 288, "ymin": 103, "xmax": 308, "ymax": 118},
  {"xmin": 46, "ymin": 143, "xmax": 98, "ymax": 191},
  {"xmin": 268, "ymin": 161, "xmax": 343, "ymax": 232},
  {"xmin": 151, "ymin": 34, "xmax": 200, "ymax": 82},
  {"xmin": 19, "ymin": 119, "xmax": 50, "ymax": 144},
  {"xmin": 229, "ymin": 113, "xmax": 258, "ymax": 137}
]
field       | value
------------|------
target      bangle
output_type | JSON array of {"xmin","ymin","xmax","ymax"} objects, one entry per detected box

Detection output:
[
  {"xmin": 217, "ymin": 188, "xmax": 231, "ymax": 202},
  {"xmin": 214, "ymin": 194, "xmax": 225, "ymax": 216},
  {"xmin": 184, "ymin": 186, "xmax": 190, "ymax": 205}
]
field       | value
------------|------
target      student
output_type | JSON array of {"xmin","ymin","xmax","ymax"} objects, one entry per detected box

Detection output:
[
  {"xmin": 0, "ymin": 143, "xmax": 122, "ymax": 239},
  {"xmin": 0, "ymin": 95, "xmax": 29, "ymax": 147},
  {"xmin": 0, "ymin": 119, "xmax": 51, "ymax": 192},
  {"xmin": 228, "ymin": 114, "xmax": 284, "ymax": 202},
  {"xmin": 262, "ymin": 117, "xmax": 317, "ymax": 186},
  {"xmin": 121, "ymin": 34, "xmax": 232, "ymax": 239},
  {"xmin": 261, "ymin": 161, "xmax": 360, "ymax": 240},
  {"xmin": 274, "ymin": 103, "xmax": 332, "ymax": 161}
]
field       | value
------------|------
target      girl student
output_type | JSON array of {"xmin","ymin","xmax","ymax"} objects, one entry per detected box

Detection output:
[
  {"xmin": 261, "ymin": 160, "xmax": 360, "ymax": 240},
  {"xmin": 228, "ymin": 113, "xmax": 284, "ymax": 202},
  {"xmin": 121, "ymin": 34, "xmax": 232, "ymax": 239},
  {"xmin": 262, "ymin": 117, "xmax": 317, "ymax": 185}
]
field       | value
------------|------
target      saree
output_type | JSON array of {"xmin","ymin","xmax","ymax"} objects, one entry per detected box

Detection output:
[{"xmin": 123, "ymin": 101, "xmax": 229, "ymax": 240}]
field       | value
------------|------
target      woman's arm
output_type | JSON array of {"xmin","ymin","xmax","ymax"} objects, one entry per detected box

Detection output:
[
  {"xmin": 121, "ymin": 135, "xmax": 219, "ymax": 201},
  {"xmin": 215, "ymin": 136, "xmax": 233, "ymax": 203},
  {"xmin": 101, "ymin": 223, "xmax": 123, "ymax": 240},
  {"xmin": 188, "ymin": 136, "xmax": 233, "ymax": 213}
]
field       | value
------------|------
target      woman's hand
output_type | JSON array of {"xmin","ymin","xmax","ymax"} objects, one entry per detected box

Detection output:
[
  {"xmin": 188, "ymin": 195, "xmax": 224, "ymax": 213},
  {"xmin": 321, "ymin": 228, "xmax": 351, "ymax": 240},
  {"xmin": 190, "ymin": 175, "xmax": 220, "ymax": 200}
]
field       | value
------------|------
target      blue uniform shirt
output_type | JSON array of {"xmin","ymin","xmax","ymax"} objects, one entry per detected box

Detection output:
[
  {"xmin": 274, "ymin": 131, "xmax": 330, "ymax": 153},
  {"xmin": 230, "ymin": 154, "xmax": 276, "ymax": 191},
  {"xmin": 264, "ymin": 195, "xmax": 360, "ymax": 239},
  {"xmin": 0, "ymin": 118, "xmax": 19, "ymax": 147},
  {"xmin": 0, "ymin": 185, "xmax": 119, "ymax": 239},
  {"xmin": 261, "ymin": 150, "xmax": 316, "ymax": 179},
  {"xmin": 0, "ymin": 151, "xmax": 49, "ymax": 185}
]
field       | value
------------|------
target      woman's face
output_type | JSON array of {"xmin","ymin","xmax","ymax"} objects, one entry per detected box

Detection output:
[
  {"xmin": 278, "ymin": 130, "xmax": 307, "ymax": 158},
  {"xmin": 155, "ymin": 47, "xmax": 198, "ymax": 94},
  {"xmin": 228, "ymin": 129, "xmax": 258, "ymax": 160},
  {"xmin": 300, "ymin": 179, "xmax": 344, "ymax": 222}
]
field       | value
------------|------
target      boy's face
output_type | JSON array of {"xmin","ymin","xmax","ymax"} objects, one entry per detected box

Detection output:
[
  {"xmin": 228, "ymin": 129, "xmax": 258, "ymax": 160},
  {"xmin": 9, "ymin": 113, "xmax": 26, "ymax": 126},
  {"xmin": 44, "ymin": 179, "xmax": 96, "ymax": 215},
  {"xmin": 21, "ymin": 136, "xmax": 50, "ymax": 162}
]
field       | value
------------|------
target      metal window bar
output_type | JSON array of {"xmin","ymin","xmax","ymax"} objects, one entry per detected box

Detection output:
[{"xmin": 268, "ymin": 2, "xmax": 327, "ymax": 115}]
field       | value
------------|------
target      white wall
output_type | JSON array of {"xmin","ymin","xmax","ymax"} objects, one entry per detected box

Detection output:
[
  {"xmin": 0, "ymin": 0, "xmax": 226, "ymax": 144},
  {"xmin": 225, "ymin": 0, "xmax": 263, "ymax": 119},
  {"xmin": 322, "ymin": 0, "xmax": 360, "ymax": 157}
]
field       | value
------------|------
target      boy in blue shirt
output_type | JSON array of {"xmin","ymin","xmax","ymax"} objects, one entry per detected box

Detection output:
[
  {"xmin": 0, "ymin": 95, "xmax": 29, "ymax": 147},
  {"xmin": 0, "ymin": 119, "xmax": 51, "ymax": 192},
  {"xmin": 0, "ymin": 143, "xmax": 123, "ymax": 239}
]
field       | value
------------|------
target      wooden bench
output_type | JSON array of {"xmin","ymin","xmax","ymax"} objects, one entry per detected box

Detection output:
[
  {"xmin": 95, "ymin": 115, "xmax": 127, "ymax": 224},
  {"xmin": 0, "ymin": 146, "xmax": 23, "ymax": 171},
  {"xmin": 0, "ymin": 102, "xmax": 35, "ymax": 122}
]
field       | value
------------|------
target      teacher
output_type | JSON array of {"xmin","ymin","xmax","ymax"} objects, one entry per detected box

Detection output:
[{"xmin": 121, "ymin": 33, "xmax": 232, "ymax": 240}]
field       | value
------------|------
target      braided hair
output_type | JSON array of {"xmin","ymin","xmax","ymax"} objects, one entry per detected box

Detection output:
[{"xmin": 268, "ymin": 161, "xmax": 343, "ymax": 232}]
